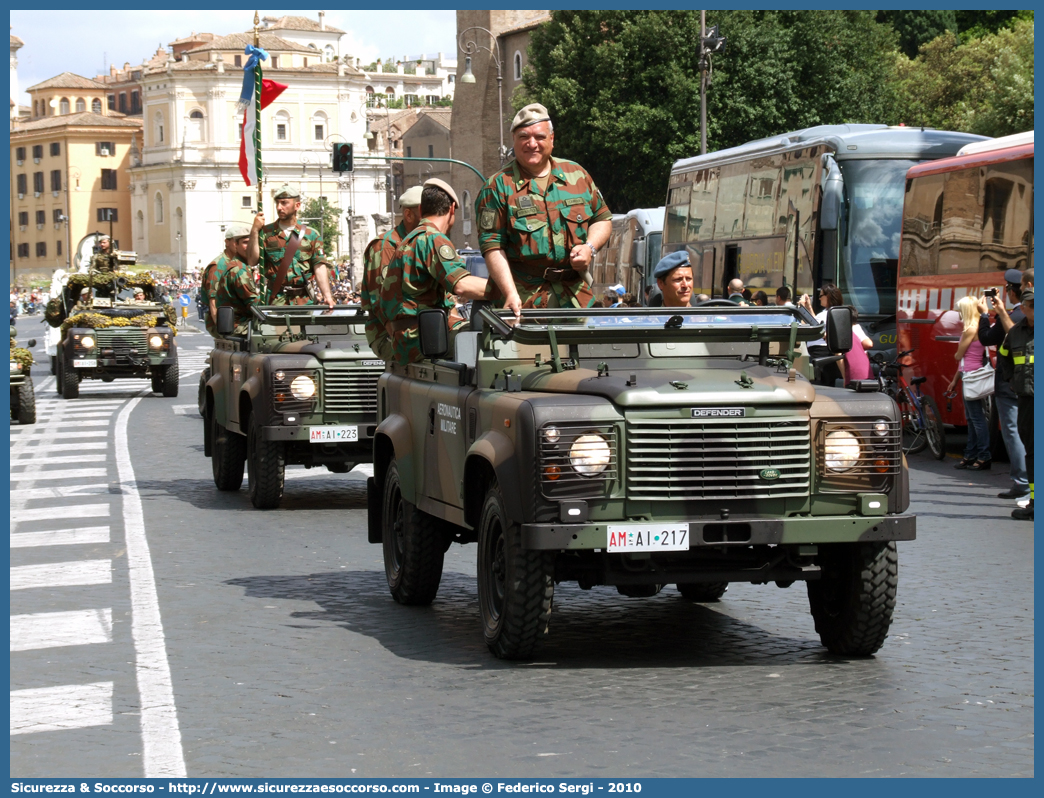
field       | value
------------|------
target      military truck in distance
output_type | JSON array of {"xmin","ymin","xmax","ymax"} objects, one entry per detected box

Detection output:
[
  {"xmin": 368, "ymin": 304, "xmax": 915, "ymax": 660},
  {"xmin": 10, "ymin": 329, "xmax": 37, "ymax": 425},
  {"xmin": 203, "ymin": 305, "xmax": 383, "ymax": 510},
  {"xmin": 46, "ymin": 273, "xmax": 179, "ymax": 399}
]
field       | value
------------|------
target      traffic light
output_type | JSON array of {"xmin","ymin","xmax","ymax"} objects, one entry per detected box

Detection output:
[{"xmin": 333, "ymin": 143, "xmax": 354, "ymax": 173}]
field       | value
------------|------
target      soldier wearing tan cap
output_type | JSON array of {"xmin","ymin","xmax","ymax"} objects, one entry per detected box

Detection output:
[
  {"xmin": 202, "ymin": 223, "xmax": 256, "ymax": 336},
  {"xmin": 474, "ymin": 102, "xmax": 613, "ymax": 312},
  {"xmin": 246, "ymin": 183, "xmax": 335, "ymax": 307},
  {"xmin": 360, "ymin": 185, "xmax": 425, "ymax": 360}
]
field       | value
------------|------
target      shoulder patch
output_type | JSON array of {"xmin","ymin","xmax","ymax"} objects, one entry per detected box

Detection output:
[
  {"xmin": 480, "ymin": 209, "xmax": 495, "ymax": 230},
  {"xmin": 438, "ymin": 244, "xmax": 457, "ymax": 261}
]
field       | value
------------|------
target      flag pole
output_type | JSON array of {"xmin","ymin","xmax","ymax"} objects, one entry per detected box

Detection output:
[{"xmin": 253, "ymin": 11, "xmax": 262, "ymax": 213}]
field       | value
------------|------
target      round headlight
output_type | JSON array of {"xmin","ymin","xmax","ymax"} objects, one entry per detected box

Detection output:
[
  {"xmin": 80, "ymin": 335, "xmax": 95, "ymax": 348},
  {"xmin": 569, "ymin": 433, "xmax": 611, "ymax": 477},
  {"xmin": 543, "ymin": 426, "xmax": 560, "ymax": 444},
  {"xmin": 290, "ymin": 374, "xmax": 316, "ymax": 400},
  {"xmin": 824, "ymin": 430, "xmax": 861, "ymax": 472},
  {"xmin": 149, "ymin": 334, "xmax": 164, "ymax": 348},
  {"xmin": 10, "ymin": 361, "xmax": 20, "ymax": 373},
  {"xmin": 873, "ymin": 419, "xmax": 890, "ymax": 437}
]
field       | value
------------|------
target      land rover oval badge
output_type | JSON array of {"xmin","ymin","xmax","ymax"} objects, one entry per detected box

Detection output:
[{"xmin": 759, "ymin": 468, "xmax": 781, "ymax": 481}]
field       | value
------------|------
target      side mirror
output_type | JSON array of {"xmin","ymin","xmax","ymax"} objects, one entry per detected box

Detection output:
[
  {"xmin": 826, "ymin": 305, "xmax": 853, "ymax": 353},
  {"xmin": 417, "ymin": 308, "xmax": 449, "ymax": 359},
  {"xmin": 27, "ymin": 339, "xmax": 37, "ymax": 348},
  {"xmin": 216, "ymin": 306, "xmax": 235, "ymax": 336},
  {"xmin": 820, "ymin": 157, "xmax": 843, "ymax": 231}
]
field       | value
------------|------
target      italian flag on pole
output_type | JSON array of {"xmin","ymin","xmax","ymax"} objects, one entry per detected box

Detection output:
[{"xmin": 237, "ymin": 48, "xmax": 287, "ymax": 187}]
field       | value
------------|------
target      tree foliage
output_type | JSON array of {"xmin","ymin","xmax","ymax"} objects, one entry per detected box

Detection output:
[
  {"xmin": 521, "ymin": 10, "xmax": 898, "ymax": 210},
  {"xmin": 892, "ymin": 18, "xmax": 1034, "ymax": 137},
  {"xmin": 954, "ymin": 10, "xmax": 1034, "ymax": 42},
  {"xmin": 877, "ymin": 11, "xmax": 957, "ymax": 58},
  {"xmin": 301, "ymin": 198, "xmax": 343, "ymax": 257}
]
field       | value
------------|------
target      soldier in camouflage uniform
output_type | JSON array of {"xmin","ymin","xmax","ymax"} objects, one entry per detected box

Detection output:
[
  {"xmin": 88, "ymin": 235, "xmax": 118, "ymax": 274},
  {"xmin": 361, "ymin": 185, "xmax": 423, "ymax": 360},
  {"xmin": 202, "ymin": 224, "xmax": 255, "ymax": 336},
  {"xmin": 475, "ymin": 103, "xmax": 613, "ymax": 312},
  {"xmin": 247, "ymin": 184, "xmax": 335, "ymax": 307},
  {"xmin": 380, "ymin": 179, "xmax": 489, "ymax": 366}
]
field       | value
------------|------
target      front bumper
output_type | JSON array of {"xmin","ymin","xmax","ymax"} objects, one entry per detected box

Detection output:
[
  {"xmin": 521, "ymin": 514, "xmax": 916, "ymax": 550},
  {"xmin": 261, "ymin": 423, "xmax": 378, "ymax": 442}
]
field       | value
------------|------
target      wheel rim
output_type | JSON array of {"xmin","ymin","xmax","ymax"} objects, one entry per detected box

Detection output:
[
  {"xmin": 384, "ymin": 476, "xmax": 405, "ymax": 580},
  {"xmin": 247, "ymin": 423, "xmax": 257, "ymax": 493},
  {"xmin": 481, "ymin": 513, "xmax": 507, "ymax": 625}
]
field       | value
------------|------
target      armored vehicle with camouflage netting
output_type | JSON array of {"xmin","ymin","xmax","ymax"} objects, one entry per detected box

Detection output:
[
  {"xmin": 203, "ymin": 305, "xmax": 384, "ymax": 510},
  {"xmin": 368, "ymin": 303, "xmax": 915, "ymax": 659},
  {"xmin": 45, "ymin": 272, "xmax": 179, "ymax": 399},
  {"xmin": 10, "ymin": 327, "xmax": 37, "ymax": 425}
]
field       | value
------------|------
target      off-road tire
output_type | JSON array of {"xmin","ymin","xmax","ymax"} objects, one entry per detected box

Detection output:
[
  {"xmin": 807, "ymin": 541, "xmax": 898, "ymax": 656},
  {"xmin": 49, "ymin": 355, "xmax": 57, "ymax": 376},
  {"xmin": 676, "ymin": 582, "xmax": 729, "ymax": 602},
  {"xmin": 211, "ymin": 412, "xmax": 245, "ymax": 492},
  {"xmin": 381, "ymin": 460, "xmax": 445, "ymax": 605},
  {"xmin": 921, "ymin": 395, "xmax": 946, "ymax": 460},
  {"xmin": 477, "ymin": 480, "xmax": 554, "ymax": 659},
  {"xmin": 151, "ymin": 372, "xmax": 163, "ymax": 393},
  {"xmin": 61, "ymin": 365, "xmax": 79, "ymax": 399},
  {"xmin": 158, "ymin": 364, "xmax": 179, "ymax": 397},
  {"xmin": 16, "ymin": 380, "xmax": 36, "ymax": 424},
  {"xmin": 247, "ymin": 415, "xmax": 285, "ymax": 510},
  {"xmin": 197, "ymin": 368, "xmax": 210, "ymax": 417}
]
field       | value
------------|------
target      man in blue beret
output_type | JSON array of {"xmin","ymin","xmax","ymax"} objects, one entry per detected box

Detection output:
[{"xmin": 653, "ymin": 251, "xmax": 693, "ymax": 307}]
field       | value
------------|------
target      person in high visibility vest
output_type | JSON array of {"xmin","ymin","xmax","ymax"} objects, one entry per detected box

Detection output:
[{"xmin": 999, "ymin": 288, "xmax": 1034, "ymax": 521}]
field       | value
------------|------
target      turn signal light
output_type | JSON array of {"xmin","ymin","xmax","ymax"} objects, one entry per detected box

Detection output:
[
  {"xmin": 544, "ymin": 465, "xmax": 561, "ymax": 481},
  {"xmin": 874, "ymin": 459, "xmax": 889, "ymax": 473}
]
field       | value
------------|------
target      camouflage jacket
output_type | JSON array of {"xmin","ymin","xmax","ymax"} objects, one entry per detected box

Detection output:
[
  {"xmin": 200, "ymin": 252, "xmax": 230, "ymax": 335},
  {"xmin": 361, "ymin": 221, "xmax": 406, "ymax": 359},
  {"xmin": 379, "ymin": 220, "xmax": 470, "ymax": 365},
  {"xmin": 212, "ymin": 254, "xmax": 259, "ymax": 331},
  {"xmin": 475, "ymin": 157, "xmax": 612, "ymax": 308},
  {"xmin": 257, "ymin": 222, "xmax": 328, "ymax": 303},
  {"xmin": 89, "ymin": 251, "xmax": 118, "ymax": 274}
]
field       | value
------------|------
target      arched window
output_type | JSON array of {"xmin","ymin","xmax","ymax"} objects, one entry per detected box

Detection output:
[
  {"xmin": 187, "ymin": 108, "xmax": 205, "ymax": 142},
  {"xmin": 513, "ymin": 52, "xmax": 522, "ymax": 81},
  {"xmin": 365, "ymin": 86, "xmax": 375, "ymax": 107},
  {"xmin": 324, "ymin": 44, "xmax": 335, "ymax": 62},
  {"xmin": 154, "ymin": 111, "xmax": 165, "ymax": 145},
  {"xmin": 91, "ymin": 98, "xmax": 102, "ymax": 113},
  {"xmin": 274, "ymin": 110, "xmax": 291, "ymax": 142},
  {"xmin": 384, "ymin": 87, "xmax": 396, "ymax": 100},
  {"xmin": 75, "ymin": 98, "xmax": 86, "ymax": 113},
  {"xmin": 59, "ymin": 97, "xmax": 70, "ymax": 115},
  {"xmin": 312, "ymin": 110, "xmax": 328, "ymax": 142},
  {"xmin": 154, "ymin": 193, "xmax": 164, "ymax": 224}
]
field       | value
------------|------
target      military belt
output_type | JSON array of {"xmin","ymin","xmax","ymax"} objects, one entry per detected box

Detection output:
[
  {"xmin": 385, "ymin": 317, "xmax": 418, "ymax": 335},
  {"xmin": 510, "ymin": 261, "xmax": 579, "ymax": 282},
  {"xmin": 281, "ymin": 285, "xmax": 307, "ymax": 298}
]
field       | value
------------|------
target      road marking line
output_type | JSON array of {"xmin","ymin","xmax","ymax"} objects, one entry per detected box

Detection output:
[
  {"xmin": 9, "ymin": 454, "xmax": 107, "ymax": 465},
  {"xmin": 10, "ymin": 441, "xmax": 108, "ymax": 454},
  {"xmin": 9, "ymin": 430, "xmax": 109, "ymax": 451},
  {"xmin": 115, "ymin": 395, "xmax": 187, "ymax": 777},
  {"xmin": 10, "ymin": 559, "xmax": 112, "ymax": 590},
  {"xmin": 11, "ymin": 609, "xmax": 113, "ymax": 651},
  {"xmin": 11, "ymin": 526, "xmax": 110, "ymax": 548},
  {"xmin": 10, "ymin": 419, "xmax": 110, "ymax": 432},
  {"xmin": 31, "ymin": 412, "xmax": 117, "ymax": 421},
  {"xmin": 11, "ymin": 503, "xmax": 111, "ymax": 525},
  {"xmin": 11, "ymin": 468, "xmax": 109, "ymax": 482},
  {"xmin": 10, "ymin": 682, "xmax": 113, "ymax": 735},
  {"xmin": 171, "ymin": 404, "xmax": 199, "ymax": 416},
  {"xmin": 10, "ymin": 484, "xmax": 109, "ymax": 501}
]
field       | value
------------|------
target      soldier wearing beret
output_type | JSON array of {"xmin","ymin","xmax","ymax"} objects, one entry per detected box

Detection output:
[
  {"xmin": 89, "ymin": 235, "xmax": 118, "ymax": 274},
  {"xmin": 246, "ymin": 184, "xmax": 335, "ymax": 307},
  {"xmin": 475, "ymin": 103, "xmax": 613, "ymax": 313},
  {"xmin": 380, "ymin": 179, "xmax": 489, "ymax": 365},
  {"xmin": 653, "ymin": 251, "xmax": 694, "ymax": 308},
  {"xmin": 360, "ymin": 185, "xmax": 424, "ymax": 361},
  {"xmin": 203, "ymin": 223, "xmax": 257, "ymax": 336}
]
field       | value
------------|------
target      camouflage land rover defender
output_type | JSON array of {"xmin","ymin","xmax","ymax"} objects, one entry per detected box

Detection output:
[
  {"xmin": 10, "ymin": 327, "xmax": 36, "ymax": 425},
  {"xmin": 368, "ymin": 304, "xmax": 915, "ymax": 660},
  {"xmin": 45, "ymin": 272, "xmax": 179, "ymax": 399},
  {"xmin": 203, "ymin": 305, "xmax": 383, "ymax": 510}
]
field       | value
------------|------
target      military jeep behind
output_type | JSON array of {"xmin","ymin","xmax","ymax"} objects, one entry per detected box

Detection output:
[
  {"xmin": 203, "ymin": 305, "xmax": 383, "ymax": 510},
  {"xmin": 368, "ymin": 304, "xmax": 915, "ymax": 660},
  {"xmin": 45, "ymin": 273, "xmax": 179, "ymax": 399},
  {"xmin": 10, "ymin": 328, "xmax": 37, "ymax": 425}
]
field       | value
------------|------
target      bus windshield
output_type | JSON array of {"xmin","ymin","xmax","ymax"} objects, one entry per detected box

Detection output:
[{"xmin": 838, "ymin": 159, "xmax": 914, "ymax": 318}]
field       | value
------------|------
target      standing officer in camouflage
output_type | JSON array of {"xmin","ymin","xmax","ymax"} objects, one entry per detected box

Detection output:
[
  {"xmin": 202, "ymin": 224, "xmax": 256, "ymax": 336},
  {"xmin": 380, "ymin": 179, "xmax": 489, "ymax": 365},
  {"xmin": 475, "ymin": 103, "xmax": 613, "ymax": 312},
  {"xmin": 361, "ymin": 185, "xmax": 423, "ymax": 360},
  {"xmin": 89, "ymin": 235, "xmax": 118, "ymax": 274},
  {"xmin": 246, "ymin": 184, "xmax": 335, "ymax": 307}
]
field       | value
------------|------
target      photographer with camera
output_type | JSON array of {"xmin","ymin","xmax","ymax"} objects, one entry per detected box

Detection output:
[
  {"xmin": 978, "ymin": 269, "xmax": 1029, "ymax": 501},
  {"xmin": 998, "ymin": 288, "xmax": 1034, "ymax": 521}
]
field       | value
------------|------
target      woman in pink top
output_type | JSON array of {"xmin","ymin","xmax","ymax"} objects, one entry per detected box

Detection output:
[
  {"xmin": 840, "ymin": 307, "xmax": 873, "ymax": 382},
  {"xmin": 947, "ymin": 295, "xmax": 992, "ymax": 469}
]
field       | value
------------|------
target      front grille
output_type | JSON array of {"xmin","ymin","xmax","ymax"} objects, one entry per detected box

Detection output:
[
  {"xmin": 817, "ymin": 419, "xmax": 902, "ymax": 491},
  {"xmin": 626, "ymin": 415, "xmax": 811, "ymax": 500},
  {"xmin": 272, "ymin": 369, "xmax": 317, "ymax": 415},
  {"xmin": 94, "ymin": 328, "xmax": 147, "ymax": 366},
  {"xmin": 539, "ymin": 423, "xmax": 618, "ymax": 499},
  {"xmin": 322, "ymin": 366, "xmax": 383, "ymax": 416}
]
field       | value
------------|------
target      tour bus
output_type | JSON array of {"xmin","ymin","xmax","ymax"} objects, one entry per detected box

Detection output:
[
  {"xmin": 588, "ymin": 207, "xmax": 664, "ymax": 302},
  {"xmin": 896, "ymin": 130, "xmax": 1033, "ymax": 426},
  {"xmin": 659, "ymin": 124, "xmax": 985, "ymax": 350}
]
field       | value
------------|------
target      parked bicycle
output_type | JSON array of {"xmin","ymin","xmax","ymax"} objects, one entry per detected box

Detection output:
[{"xmin": 871, "ymin": 350, "xmax": 946, "ymax": 460}]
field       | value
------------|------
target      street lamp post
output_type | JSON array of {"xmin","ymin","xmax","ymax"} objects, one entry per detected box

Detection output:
[
  {"xmin": 458, "ymin": 26, "xmax": 507, "ymax": 165},
  {"xmin": 698, "ymin": 13, "xmax": 726, "ymax": 156}
]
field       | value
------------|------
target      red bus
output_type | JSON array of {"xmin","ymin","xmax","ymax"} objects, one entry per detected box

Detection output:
[{"xmin": 897, "ymin": 131, "xmax": 1033, "ymax": 426}]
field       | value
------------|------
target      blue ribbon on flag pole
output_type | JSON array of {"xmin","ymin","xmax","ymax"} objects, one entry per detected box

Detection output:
[{"xmin": 237, "ymin": 45, "xmax": 270, "ymax": 107}]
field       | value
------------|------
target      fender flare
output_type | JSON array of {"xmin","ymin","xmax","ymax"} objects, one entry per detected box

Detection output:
[
  {"xmin": 374, "ymin": 413, "xmax": 416, "ymax": 504},
  {"xmin": 465, "ymin": 430, "xmax": 524, "ymax": 525}
]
